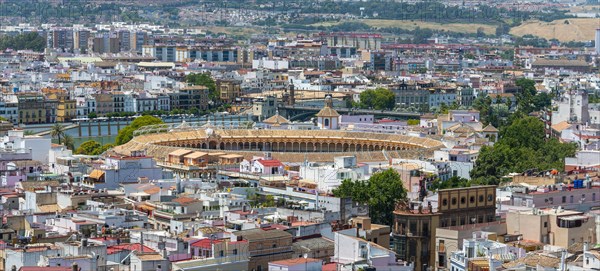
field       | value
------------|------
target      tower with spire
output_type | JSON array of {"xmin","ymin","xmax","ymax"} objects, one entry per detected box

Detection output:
[{"xmin": 316, "ymin": 94, "xmax": 340, "ymax": 130}]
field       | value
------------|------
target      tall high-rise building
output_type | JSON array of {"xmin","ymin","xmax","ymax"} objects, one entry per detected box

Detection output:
[
  {"xmin": 47, "ymin": 28, "xmax": 74, "ymax": 53},
  {"xmin": 117, "ymin": 29, "xmax": 132, "ymax": 52},
  {"xmin": 595, "ymin": 28, "xmax": 600, "ymax": 54},
  {"xmin": 73, "ymin": 29, "xmax": 90, "ymax": 54},
  {"xmin": 131, "ymin": 31, "xmax": 149, "ymax": 54},
  {"xmin": 92, "ymin": 33, "xmax": 120, "ymax": 54}
]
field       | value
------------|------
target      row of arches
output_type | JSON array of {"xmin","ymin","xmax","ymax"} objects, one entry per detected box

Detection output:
[{"xmin": 162, "ymin": 139, "xmax": 420, "ymax": 153}]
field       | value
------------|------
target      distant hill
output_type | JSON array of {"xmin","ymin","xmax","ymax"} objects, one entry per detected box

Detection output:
[{"xmin": 510, "ymin": 18, "xmax": 599, "ymax": 42}]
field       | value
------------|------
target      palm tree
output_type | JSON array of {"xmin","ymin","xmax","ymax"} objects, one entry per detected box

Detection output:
[
  {"xmin": 63, "ymin": 134, "xmax": 75, "ymax": 150},
  {"xmin": 50, "ymin": 123, "xmax": 65, "ymax": 144}
]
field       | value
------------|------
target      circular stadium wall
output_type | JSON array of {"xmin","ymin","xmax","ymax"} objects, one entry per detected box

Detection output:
[{"xmin": 111, "ymin": 123, "xmax": 445, "ymax": 162}]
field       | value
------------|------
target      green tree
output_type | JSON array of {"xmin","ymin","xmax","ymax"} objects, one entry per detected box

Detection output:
[
  {"xmin": 63, "ymin": 134, "xmax": 75, "ymax": 150},
  {"xmin": 75, "ymin": 140, "xmax": 102, "ymax": 155},
  {"xmin": 50, "ymin": 124, "xmax": 66, "ymax": 145},
  {"xmin": 513, "ymin": 78, "xmax": 551, "ymax": 114},
  {"xmin": 88, "ymin": 112, "xmax": 97, "ymax": 119},
  {"xmin": 430, "ymin": 176, "xmax": 471, "ymax": 190},
  {"xmin": 358, "ymin": 88, "xmax": 396, "ymax": 110},
  {"xmin": 115, "ymin": 115, "xmax": 164, "ymax": 145},
  {"xmin": 439, "ymin": 103, "xmax": 449, "ymax": 114},
  {"xmin": 264, "ymin": 195, "xmax": 275, "ymax": 207},
  {"xmin": 407, "ymin": 119, "xmax": 420, "ymax": 125},
  {"xmin": 0, "ymin": 32, "xmax": 46, "ymax": 51},
  {"xmin": 333, "ymin": 168, "xmax": 406, "ymax": 226},
  {"xmin": 470, "ymin": 117, "xmax": 577, "ymax": 184},
  {"xmin": 186, "ymin": 73, "xmax": 218, "ymax": 102}
]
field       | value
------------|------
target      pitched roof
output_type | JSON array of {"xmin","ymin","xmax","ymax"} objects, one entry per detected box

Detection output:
[
  {"xmin": 551, "ymin": 121, "xmax": 571, "ymax": 132},
  {"xmin": 257, "ymin": 159, "xmax": 284, "ymax": 167},
  {"xmin": 191, "ymin": 238, "xmax": 223, "ymax": 249},
  {"xmin": 183, "ymin": 151, "xmax": 208, "ymax": 159},
  {"xmin": 502, "ymin": 253, "xmax": 560, "ymax": 269},
  {"xmin": 107, "ymin": 243, "xmax": 155, "ymax": 254},
  {"xmin": 482, "ymin": 124, "xmax": 499, "ymax": 132},
  {"xmin": 168, "ymin": 149, "xmax": 194, "ymax": 157},
  {"xmin": 172, "ymin": 197, "xmax": 200, "ymax": 206},
  {"xmin": 143, "ymin": 186, "xmax": 161, "ymax": 195},
  {"xmin": 19, "ymin": 268, "xmax": 72, "ymax": 271},
  {"xmin": 233, "ymin": 228, "xmax": 292, "ymax": 241},
  {"xmin": 269, "ymin": 258, "xmax": 321, "ymax": 266},
  {"xmin": 18, "ymin": 180, "xmax": 60, "ymax": 192},
  {"xmin": 263, "ymin": 113, "xmax": 290, "ymax": 125},
  {"xmin": 134, "ymin": 252, "xmax": 165, "ymax": 261},
  {"xmin": 89, "ymin": 169, "xmax": 105, "ymax": 180},
  {"xmin": 316, "ymin": 104, "xmax": 340, "ymax": 117}
]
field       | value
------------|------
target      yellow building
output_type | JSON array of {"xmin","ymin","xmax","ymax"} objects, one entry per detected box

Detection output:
[
  {"xmin": 217, "ymin": 80, "xmax": 242, "ymax": 104},
  {"xmin": 17, "ymin": 93, "xmax": 46, "ymax": 124},
  {"xmin": 47, "ymin": 92, "xmax": 77, "ymax": 122}
]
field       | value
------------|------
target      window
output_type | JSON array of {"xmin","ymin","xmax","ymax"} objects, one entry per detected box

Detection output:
[
  {"xmin": 470, "ymin": 196, "xmax": 475, "ymax": 203},
  {"xmin": 451, "ymin": 197, "xmax": 457, "ymax": 205},
  {"xmin": 570, "ymin": 195, "xmax": 574, "ymax": 203},
  {"xmin": 562, "ymin": 196, "xmax": 566, "ymax": 203},
  {"xmin": 487, "ymin": 195, "xmax": 493, "ymax": 202},
  {"xmin": 544, "ymin": 222, "xmax": 548, "ymax": 228},
  {"xmin": 479, "ymin": 195, "xmax": 484, "ymax": 202},
  {"xmin": 219, "ymin": 250, "xmax": 224, "ymax": 257},
  {"xmin": 324, "ymin": 118, "xmax": 330, "ymax": 127},
  {"xmin": 593, "ymin": 193, "xmax": 596, "ymax": 201},
  {"xmin": 460, "ymin": 197, "xmax": 466, "ymax": 204}
]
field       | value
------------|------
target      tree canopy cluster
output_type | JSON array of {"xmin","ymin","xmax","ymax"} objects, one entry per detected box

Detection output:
[
  {"xmin": 332, "ymin": 168, "xmax": 407, "ymax": 226},
  {"xmin": 473, "ymin": 78, "xmax": 551, "ymax": 128},
  {"xmin": 75, "ymin": 141, "xmax": 114, "ymax": 156},
  {"xmin": 0, "ymin": 32, "xmax": 46, "ymax": 52},
  {"xmin": 430, "ymin": 176, "xmax": 472, "ymax": 190},
  {"xmin": 115, "ymin": 115, "xmax": 164, "ymax": 145},
  {"xmin": 470, "ymin": 116, "xmax": 577, "ymax": 184},
  {"xmin": 514, "ymin": 78, "xmax": 552, "ymax": 114},
  {"xmin": 356, "ymin": 88, "xmax": 396, "ymax": 110}
]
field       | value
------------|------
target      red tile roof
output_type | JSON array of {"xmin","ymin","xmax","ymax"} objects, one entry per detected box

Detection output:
[
  {"xmin": 20, "ymin": 268, "xmax": 72, "ymax": 271},
  {"xmin": 191, "ymin": 238, "xmax": 223, "ymax": 249},
  {"xmin": 269, "ymin": 257, "xmax": 321, "ymax": 266},
  {"xmin": 107, "ymin": 243, "xmax": 155, "ymax": 254},
  {"xmin": 257, "ymin": 159, "xmax": 283, "ymax": 167},
  {"xmin": 323, "ymin": 263, "xmax": 338, "ymax": 271},
  {"xmin": 172, "ymin": 197, "xmax": 200, "ymax": 205}
]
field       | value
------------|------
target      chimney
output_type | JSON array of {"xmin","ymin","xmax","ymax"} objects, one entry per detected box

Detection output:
[{"xmin": 583, "ymin": 242, "xmax": 589, "ymax": 252}]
